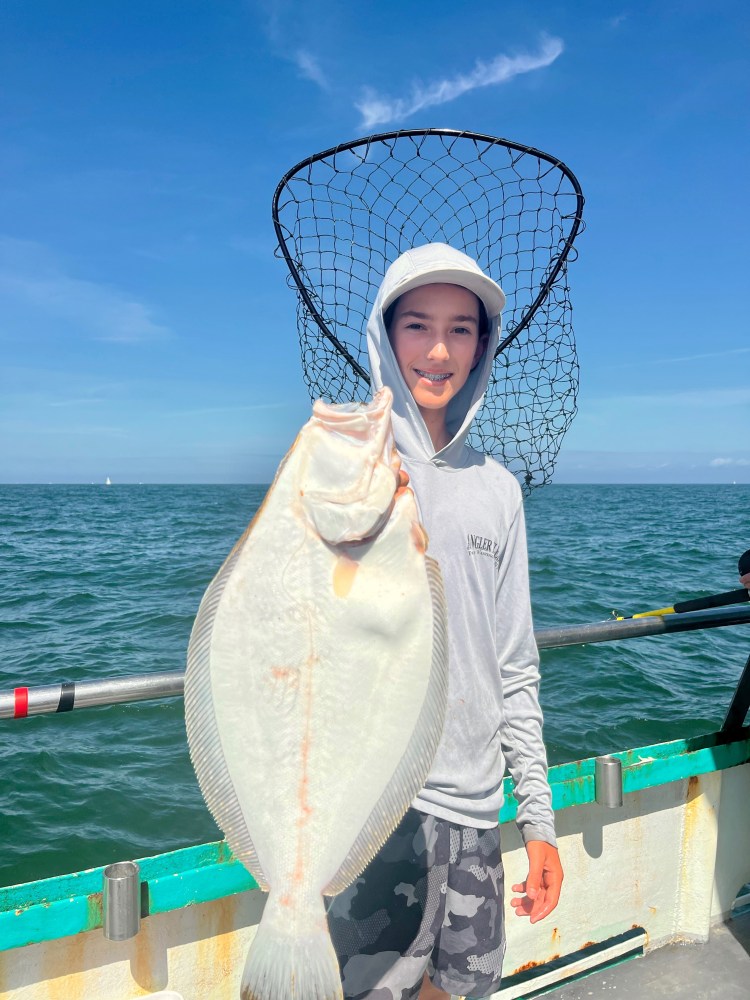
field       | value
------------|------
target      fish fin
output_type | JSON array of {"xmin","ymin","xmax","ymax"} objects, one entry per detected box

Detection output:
[
  {"xmin": 241, "ymin": 891, "xmax": 342, "ymax": 1000},
  {"xmin": 184, "ymin": 536, "xmax": 270, "ymax": 891},
  {"xmin": 323, "ymin": 555, "xmax": 448, "ymax": 896}
]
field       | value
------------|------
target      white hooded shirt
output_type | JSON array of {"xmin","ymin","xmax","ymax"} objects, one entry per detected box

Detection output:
[{"xmin": 366, "ymin": 243, "xmax": 556, "ymax": 844}]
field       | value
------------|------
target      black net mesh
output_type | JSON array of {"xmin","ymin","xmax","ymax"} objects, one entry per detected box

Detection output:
[{"xmin": 273, "ymin": 129, "xmax": 584, "ymax": 492}]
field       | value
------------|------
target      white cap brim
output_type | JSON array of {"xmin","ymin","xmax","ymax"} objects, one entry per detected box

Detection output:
[{"xmin": 380, "ymin": 246, "xmax": 506, "ymax": 319}]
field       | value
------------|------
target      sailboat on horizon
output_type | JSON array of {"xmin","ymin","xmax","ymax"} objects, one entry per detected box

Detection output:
[{"xmin": 105, "ymin": 476, "xmax": 112, "ymax": 486}]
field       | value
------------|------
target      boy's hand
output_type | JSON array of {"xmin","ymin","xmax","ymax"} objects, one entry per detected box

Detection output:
[{"xmin": 510, "ymin": 841, "xmax": 563, "ymax": 923}]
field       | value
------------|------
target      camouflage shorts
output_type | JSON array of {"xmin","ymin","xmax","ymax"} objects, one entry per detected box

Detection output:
[{"xmin": 327, "ymin": 808, "xmax": 505, "ymax": 1000}]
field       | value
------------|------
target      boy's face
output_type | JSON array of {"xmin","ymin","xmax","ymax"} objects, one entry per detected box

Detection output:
[{"xmin": 388, "ymin": 283, "xmax": 487, "ymax": 415}]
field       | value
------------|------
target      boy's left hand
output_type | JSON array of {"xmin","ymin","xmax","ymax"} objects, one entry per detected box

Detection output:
[{"xmin": 511, "ymin": 841, "xmax": 563, "ymax": 923}]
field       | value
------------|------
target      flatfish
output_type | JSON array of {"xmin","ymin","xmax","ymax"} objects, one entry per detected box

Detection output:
[{"xmin": 184, "ymin": 387, "xmax": 448, "ymax": 1000}]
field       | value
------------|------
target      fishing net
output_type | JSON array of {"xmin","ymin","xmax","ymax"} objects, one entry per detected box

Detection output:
[{"xmin": 272, "ymin": 129, "xmax": 584, "ymax": 491}]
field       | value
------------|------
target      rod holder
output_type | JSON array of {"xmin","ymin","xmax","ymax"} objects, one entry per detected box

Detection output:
[
  {"xmin": 595, "ymin": 755, "xmax": 623, "ymax": 808},
  {"xmin": 103, "ymin": 860, "xmax": 141, "ymax": 940}
]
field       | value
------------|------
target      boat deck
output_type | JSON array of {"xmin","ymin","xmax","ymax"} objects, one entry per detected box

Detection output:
[{"xmin": 539, "ymin": 910, "xmax": 750, "ymax": 999}]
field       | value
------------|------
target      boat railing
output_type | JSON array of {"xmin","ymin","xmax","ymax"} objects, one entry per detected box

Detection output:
[{"xmin": 2, "ymin": 603, "xmax": 749, "ymax": 728}]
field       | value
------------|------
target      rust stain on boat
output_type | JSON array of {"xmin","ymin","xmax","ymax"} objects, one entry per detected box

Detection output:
[
  {"xmin": 682, "ymin": 774, "xmax": 704, "ymax": 842},
  {"xmin": 194, "ymin": 895, "xmax": 242, "ymax": 995},
  {"xmin": 131, "ymin": 921, "xmax": 168, "ymax": 994},
  {"xmin": 512, "ymin": 952, "xmax": 561, "ymax": 976},
  {"xmin": 41, "ymin": 929, "xmax": 86, "ymax": 1000},
  {"xmin": 511, "ymin": 958, "xmax": 543, "ymax": 974},
  {"xmin": 86, "ymin": 891, "xmax": 103, "ymax": 930}
]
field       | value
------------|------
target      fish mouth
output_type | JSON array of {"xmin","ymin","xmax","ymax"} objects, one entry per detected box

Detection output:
[
  {"xmin": 311, "ymin": 389, "xmax": 394, "ymax": 474},
  {"xmin": 312, "ymin": 388, "xmax": 392, "ymax": 445},
  {"xmin": 415, "ymin": 369, "xmax": 452, "ymax": 383},
  {"xmin": 302, "ymin": 388, "xmax": 400, "ymax": 544}
]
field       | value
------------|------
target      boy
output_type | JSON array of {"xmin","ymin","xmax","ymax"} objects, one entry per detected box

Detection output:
[{"xmin": 328, "ymin": 244, "xmax": 562, "ymax": 1000}]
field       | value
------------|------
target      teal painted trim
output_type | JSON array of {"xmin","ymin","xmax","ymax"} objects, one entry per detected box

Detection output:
[
  {"xmin": 622, "ymin": 738, "xmax": 750, "ymax": 793},
  {"xmin": 0, "ymin": 840, "xmax": 258, "ymax": 953},
  {"xmin": 2, "ymin": 729, "xmax": 749, "ymax": 953},
  {"xmin": 498, "ymin": 731, "xmax": 750, "ymax": 822}
]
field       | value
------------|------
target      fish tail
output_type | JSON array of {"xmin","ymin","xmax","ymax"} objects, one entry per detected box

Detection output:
[{"xmin": 241, "ymin": 891, "xmax": 343, "ymax": 1000}]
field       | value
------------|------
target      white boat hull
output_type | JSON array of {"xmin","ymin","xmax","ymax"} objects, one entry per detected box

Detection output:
[{"xmin": 1, "ymin": 740, "xmax": 748, "ymax": 1000}]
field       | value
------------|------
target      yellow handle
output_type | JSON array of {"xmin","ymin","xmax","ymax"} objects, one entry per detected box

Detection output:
[{"xmin": 616, "ymin": 605, "xmax": 675, "ymax": 621}]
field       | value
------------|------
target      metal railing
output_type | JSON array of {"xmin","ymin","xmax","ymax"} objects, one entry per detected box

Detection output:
[
  {"xmin": 534, "ymin": 603, "xmax": 750, "ymax": 648},
  {"xmin": 2, "ymin": 604, "xmax": 749, "ymax": 725}
]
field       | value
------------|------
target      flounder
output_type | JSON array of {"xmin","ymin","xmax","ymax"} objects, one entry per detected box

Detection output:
[{"xmin": 184, "ymin": 387, "xmax": 448, "ymax": 1000}]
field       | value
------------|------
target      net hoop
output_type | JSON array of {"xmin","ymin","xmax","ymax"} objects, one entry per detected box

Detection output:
[{"xmin": 272, "ymin": 128, "xmax": 585, "ymax": 491}]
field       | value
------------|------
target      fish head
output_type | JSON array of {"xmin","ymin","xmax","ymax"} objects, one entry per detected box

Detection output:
[{"xmin": 299, "ymin": 387, "xmax": 403, "ymax": 545}]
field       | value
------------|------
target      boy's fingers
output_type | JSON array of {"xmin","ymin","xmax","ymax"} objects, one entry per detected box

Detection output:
[
  {"xmin": 525, "ymin": 858, "xmax": 544, "ymax": 901},
  {"xmin": 530, "ymin": 893, "xmax": 553, "ymax": 923},
  {"xmin": 512, "ymin": 843, "xmax": 564, "ymax": 921},
  {"xmin": 530, "ymin": 879, "xmax": 561, "ymax": 922},
  {"xmin": 510, "ymin": 879, "xmax": 539, "ymax": 918},
  {"xmin": 510, "ymin": 881, "xmax": 532, "ymax": 907},
  {"xmin": 530, "ymin": 867, "xmax": 563, "ymax": 923},
  {"xmin": 529, "ymin": 886, "xmax": 549, "ymax": 922}
]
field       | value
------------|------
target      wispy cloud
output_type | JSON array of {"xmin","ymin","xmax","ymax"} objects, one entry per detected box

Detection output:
[
  {"xmin": 257, "ymin": 1, "xmax": 328, "ymax": 90},
  {"xmin": 169, "ymin": 401, "xmax": 292, "ymax": 417},
  {"xmin": 710, "ymin": 457, "xmax": 750, "ymax": 467},
  {"xmin": 48, "ymin": 397, "xmax": 107, "ymax": 408},
  {"xmin": 0, "ymin": 416, "xmax": 129, "ymax": 438},
  {"xmin": 611, "ymin": 346, "xmax": 750, "ymax": 369},
  {"xmin": 259, "ymin": 0, "xmax": 288, "ymax": 45},
  {"xmin": 0, "ymin": 236, "xmax": 171, "ymax": 343},
  {"xmin": 356, "ymin": 36, "xmax": 564, "ymax": 128},
  {"xmin": 568, "ymin": 384, "xmax": 749, "ymax": 456},
  {"xmin": 293, "ymin": 49, "xmax": 328, "ymax": 89},
  {"xmin": 655, "ymin": 347, "xmax": 750, "ymax": 365},
  {"xmin": 589, "ymin": 386, "xmax": 750, "ymax": 408}
]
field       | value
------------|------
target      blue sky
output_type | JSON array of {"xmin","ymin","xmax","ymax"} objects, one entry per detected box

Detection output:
[{"xmin": 1, "ymin": 0, "xmax": 748, "ymax": 484}]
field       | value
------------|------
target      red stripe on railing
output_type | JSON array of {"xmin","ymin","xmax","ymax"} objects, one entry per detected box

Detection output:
[{"xmin": 14, "ymin": 688, "xmax": 29, "ymax": 718}]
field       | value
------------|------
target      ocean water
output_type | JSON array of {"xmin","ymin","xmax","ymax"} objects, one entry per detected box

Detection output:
[{"xmin": 1, "ymin": 483, "xmax": 748, "ymax": 889}]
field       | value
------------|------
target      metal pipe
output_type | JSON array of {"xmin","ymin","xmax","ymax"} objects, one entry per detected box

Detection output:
[
  {"xmin": 535, "ymin": 604, "xmax": 750, "ymax": 649},
  {"xmin": 0, "ymin": 671, "xmax": 185, "ymax": 720},
  {"xmin": 103, "ymin": 861, "xmax": 141, "ymax": 940},
  {"xmin": 595, "ymin": 755, "xmax": 623, "ymax": 808},
  {"xmin": 1, "ymin": 605, "xmax": 747, "ymax": 721}
]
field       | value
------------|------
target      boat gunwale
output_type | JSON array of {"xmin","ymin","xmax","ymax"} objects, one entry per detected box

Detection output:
[{"xmin": 1, "ymin": 727, "xmax": 748, "ymax": 954}]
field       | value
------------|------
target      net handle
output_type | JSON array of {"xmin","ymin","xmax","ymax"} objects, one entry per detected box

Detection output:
[{"xmin": 272, "ymin": 128, "xmax": 585, "ymax": 377}]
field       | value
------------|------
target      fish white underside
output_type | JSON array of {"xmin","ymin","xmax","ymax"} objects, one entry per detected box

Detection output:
[{"xmin": 184, "ymin": 394, "xmax": 448, "ymax": 999}]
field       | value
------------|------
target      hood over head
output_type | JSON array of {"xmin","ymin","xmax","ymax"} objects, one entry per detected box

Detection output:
[{"xmin": 366, "ymin": 243, "xmax": 505, "ymax": 466}]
